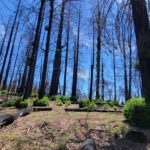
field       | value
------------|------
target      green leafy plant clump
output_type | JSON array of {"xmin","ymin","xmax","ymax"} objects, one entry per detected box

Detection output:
[
  {"xmin": 95, "ymin": 99, "xmax": 103, "ymax": 105},
  {"xmin": 124, "ymin": 98, "xmax": 150, "ymax": 127},
  {"xmin": 31, "ymin": 92, "xmax": 38, "ymax": 98},
  {"xmin": 15, "ymin": 97, "xmax": 28, "ymax": 109},
  {"xmin": 56, "ymin": 100, "xmax": 63, "ymax": 106},
  {"xmin": 33, "ymin": 96, "xmax": 49, "ymax": 106},
  {"xmin": 65, "ymin": 100, "xmax": 71, "ymax": 107},
  {"xmin": 1, "ymin": 90, "xmax": 8, "ymax": 95},
  {"xmin": 2, "ymin": 100, "xmax": 16, "ymax": 107},
  {"xmin": 85, "ymin": 101, "xmax": 96, "ymax": 111},
  {"xmin": 79, "ymin": 99, "xmax": 91, "ymax": 108},
  {"xmin": 108, "ymin": 100, "xmax": 119, "ymax": 107},
  {"xmin": 103, "ymin": 104, "xmax": 110, "ymax": 110}
]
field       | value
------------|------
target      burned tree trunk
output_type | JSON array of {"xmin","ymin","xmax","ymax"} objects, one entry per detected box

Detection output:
[
  {"xmin": 63, "ymin": 7, "xmax": 71, "ymax": 96},
  {"xmin": 96, "ymin": 3, "xmax": 101, "ymax": 99},
  {"xmin": 38, "ymin": 0, "xmax": 54, "ymax": 99},
  {"xmin": 2, "ymin": 11, "xmax": 21, "ymax": 90},
  {"xmin": 0, "ymin": 0, "xmax": 21, "ymax": 85},
  {"xmin": 130, "ymin": 0, "xmax": 150, "ymax": 102},
  {"xmin": 89, "ymin": 21, "xmax": 95, "ymax": 100},
  {"xmin": 0, "ymin": 19, "xmax": 10, "ymax": 58},
  {"xmin": 24, "ymin": 0, "xmax": 45, "ymax": 99},
  {"xmin": 8, "ymin": 36, "xmax": 22, "ymax": 91},
  {"xmin": 71, "ymin": 10, "xmax": 81, "ymax": 100},
  {"xmin": 49, "ymin": 0, "xmax": 66, "ymax": 96}
]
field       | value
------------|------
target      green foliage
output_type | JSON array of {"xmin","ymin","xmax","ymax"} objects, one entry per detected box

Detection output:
[
  {"xmin": 85, "ymin": 101, "xmax": 96, "ymax": 111},
  {"xmin": 33, "ymin": 96, "xmax": 49, "ymax": 106},
  {"xmin": 103, "ymin": 104, "xmax": 110, "ymax": 110},
  {"xmin": 95, "ymin": 99, "xmax": 103, "ymax": 105},
  {"xmin": 124, "ymin": 98, "xmax": 150, "ymax": 127},
  {"xmin": 56, "ymin": 100, "xmax": 63, "ymax": 106},
  {"xmin": 108, "ymin": 124, "xmax": 128, "ymax": 138},
  {"xmin": 79, "ymin": 99, "xmax": 90, "ymax": 108},
  {"xmin": 1, "ymin": 90, "xmax": 8, "ymax": 95},
  {"xmin": 15, "ymin": 97, "xmax": 28, "ymax": 109},
  {"xmin": 57, "ymin": 143, "xmax": 67, "ymax": 150},
  {"xmin": 60, "ymin": 96, "xmax": 70, "ymax": 104},
  {"xmin": 109, "ymin": 100, "xmax": 119, "ymax": 107},
  {"xmin": 31, "ymin": 92, "xmax": 38, "ymax": 98},
  {"xmin": 65, "ymin": 100, "xmax": 71, "ymax": 107},
  {"xmin": 2, "ymin": 100, "xmax": 16, "ymax": 107},
  {"xmin": 113, "ymin": 106, "xmax": 118, "ymax": 111}
]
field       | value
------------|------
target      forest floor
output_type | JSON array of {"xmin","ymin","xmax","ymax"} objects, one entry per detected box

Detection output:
[{"xmin": 0, "ymin": 101, "xmax": 150, "ymax": 150}]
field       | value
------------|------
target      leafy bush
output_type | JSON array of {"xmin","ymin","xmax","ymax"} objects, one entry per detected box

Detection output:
[
  {"xmin": 108, "ymin": 124, "xmax": 129, "ymax": 138},
  {"xmin": 2, "ymin": 100, "xmax": 16, "ymax": 107},
  {"xmin": 56, "ymin": 100, "xmax": 63, "ymax": 106},
  {"xmin": 95, "ymin": 99, "xmax": 103, "ymax": 105},
  {"xmin": 65, "ymin": 100, "xmax": 71, "ymax": 107},
  {"xmin": 60, "ymin": 96, "xmax": 70, "ymax": 104},
  {"xmin": 85, "ymin": 101, "xmax": 97, "ymax": 111},
  {"xmin": 79, "ymin": 99, "xmax": 90, "ymax": 108},
  {"xmin": 124, "ymin": 98, "xmax": 150, "ymax": 127},
  {"xmin": 1, "ymin": 90, "xmax": 8, "ymax": 95},
  {"xmin": 103, "ymin": 104, "xmax": 110, "ymax": 110},
  {"xmin": 15, "ymin": 98, "xmax": 28, "ymax": 109},
  {"xmin": 33, "ymin": 96, "xmax": 49, "ymax": 106},
  {"xmin": 109, "ymin": 100, "xmax": 119, "ymax": 107},
  {"xmin": 31, "ymin": 92, "xmax": 38, "ymax": 98},
  {"xmin": 50, "ymin": 95, "xmax": 63, "ymax": 101},
  {"xmin": 113, "ymin": 106, "xmax": 118, "ymax": 111}
]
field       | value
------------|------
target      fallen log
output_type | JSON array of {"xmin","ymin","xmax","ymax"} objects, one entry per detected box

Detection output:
[
  {"xmin": 80, "ymin": 138, "xmax": 96, "ymax": 150},
  {"xmin": 32, "ymin": 107, "xmax": 52, "ymax": 111},
  {"xmin": 65, "ymin": 108, "xmax": 123, "ymax": 113},
  {"xmin": 14, "ymin": 107, "xmax": 33, "ymax": 118},
  {"xmin": 0, "ymin": 114, "xmax": 16, "ymax": 127}
]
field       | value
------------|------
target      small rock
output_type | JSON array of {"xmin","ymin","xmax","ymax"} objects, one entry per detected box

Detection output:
[
  {"xmin": 80, "ymin": 138, "xmax": 96, "ymax": 150},
  {"xmin": 126, "ymin": 131, "xmax": 147, "ymax": 143}
]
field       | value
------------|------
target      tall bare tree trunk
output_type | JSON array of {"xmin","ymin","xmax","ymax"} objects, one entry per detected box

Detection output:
[
  {"xmin": 8, "ymin": 36, "xmax": 22, "ymax": 91},
  {"xmin": 0, "ymin": 19, "xmax": 10, "ymax": 58},
  {"xmin": 130, "ymin": 0, "xmax": 150, "ymax": 102},
  {"xmin": 0, "ymin": 0, "xmax": 21, "ymax": 85},
  {"xmin": 89, "ymin": 21, "xmax": 95, "ymax": 100},
  {"xmin": 38, "ymin": 0, "xmax": 54, "ymax": 99},
  {"xmin": 49, "ymin": 0, "xmax": 66, "ymax": 96},
  {"xmin": 112, "ymin": 40, "xmax": 117, "ymax": 101},
  {"xmin": 71, "ymin": 10, "xmax": 81, "ymax": 100},
  {"xmin": 24, "ymin": 0, "xmax": 45, "ymax": 99},
  {"xmin": 2, "ymin": 11, "xmax": 21, "ymax": 90},
  {"xmin": 96, "ymin": 3, "xmax": 101, "ymax": 99},
  {"xmin": 63, "ymin": 7, "xmax": 70, "ymax": 96}
]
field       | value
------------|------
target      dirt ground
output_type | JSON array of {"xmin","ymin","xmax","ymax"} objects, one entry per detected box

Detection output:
[{"xmin": 0, "ymin": 102, "xmax": 150, "ymax": 150}]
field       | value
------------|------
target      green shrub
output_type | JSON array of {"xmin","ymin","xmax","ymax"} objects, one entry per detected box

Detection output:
[
  {"xmin": 2, "ymin": 100, "xmax": 16, "ymax": 107},
  {"xmin": 103, "ymin": 104, "xmax": 110, "ymax": 110},
  {"xmin": 31, "ymin": 92, "xmax": 38, "ymax": 98},
  {"xmin": 60, "ymin": 96, "xmax": 70, "ymax": 104},
  {"xmin": 79, "ymin": 99, "xmax": 90, "ymax": 108},
  {"xmin": 113, "ymin": 106, "xmax": 118, "ymax": 111},
  {"xmin": 95, "ymin": 99, "xmax": 103, "ymax": 104},
  {"xmin": 33, "ymin": 96, "xmax": 49, "ymax": 106},
  {"xmin": 65, "ymin": 100, "xmax": 71, "ymax": 107},
  {"xmin": 108, "ymin": 124, "xmax": 129, "ymax": 138},
  {"xmin": 109, "ymin": 100, "xmax": 119, "ymax": 107},
  {"xmin": 56, "ymin": 100, "xmax": 63, "ymax": 106},
  {"xmin": 50, "ymin": 95, "xmax": 62, "ymax": 101},
  {"xmin": 124, "ymin": 98, "xmax": 150, "ymax": 127},
  {"xmin": 15, "ymin": 98, "xmax": 28, "ymax": 108},
  {"xmin": 85, "ymin": 101, "xmax": 96, "ymax": 111},
  {"xmin": 1, "ymin": 90, "xmax": 8, "ymax": 95}
]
